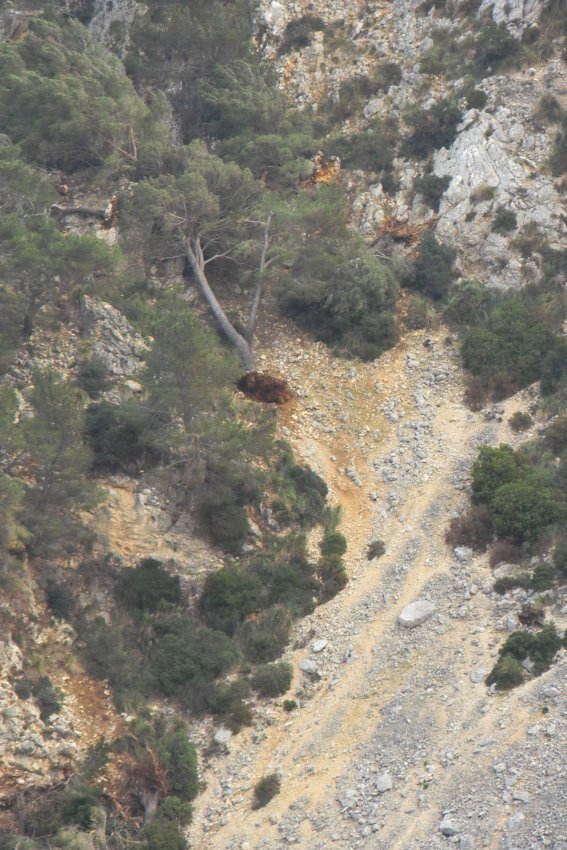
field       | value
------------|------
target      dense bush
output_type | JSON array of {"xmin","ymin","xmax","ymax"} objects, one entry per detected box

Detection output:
[
  {"xmin": 485, "ymin": 654, "xmax": 524, "ymax": 690},
  {"xmin": 491, "ymin": 206, "xmax": 517, "ymax": 234},
  {"xmin": 46, "ymin": 578, "xmax": 74, "ymax": 621},
  {"xmin": 0, "ymin": 17, "xmax": 166, "ymax": 174},
  {"xmin": 320, "ymin": 530, "xmax": 347, "ymax": 558},
  {"xmin": 116, "ymin": 558, "xmax": 181, "ymax": 614},
  {"xmin": 554, "ymin": 539, "xmax": 567, "ymax": 577},
  {"xmin": 235, "ymin": 605, "xmax": 292, "ymax": 663},
  {"xmin": 76, "ymin": 357, "xmax": 113, "ymax": 398},
  {"xmin": 200, "ymin": 566, "xmax": 261, "ymax": 635},
  {"xmin": 280, "ymin": 246, "xmax": 399, "ymax": 360},
  {"xmin": 85, "ymin": 401, "xmax": 168, "ymax": 472},
  {"xmin": 251, "ymin": 662, "xmax": 293, "ymax": 697},
  {"xmin": 402, "ymin": 98, "xmax": 462, "ymax": 159},
  {"xmin": 543, "ymin": 416, "xmax": 567, "ymax": 454},
  {"xmin": 15, "ymin": 676, "xmax": 63, "ymax": 722},
  {"xmin": 367, "ymin": 540, "xmax": 386, "ymax": 560},
  {"xmin": 471, "ymin": 445, "xmax": 519, "ymax": 506},
  {"xmin": 332, "ymin": 119, "xmax": 394, "ymax": 173},
  {"xmin": 509, "ymin": 411, "xmax": 533, "ymax": 433},
  {"xmin": 490, "ymin": 478, "xmax": 564, "ymax": 543},
  {"xmin": 150, "ymin": 618, "xmax": 238, "ymax": 697},
  {"xmin": 461, "ymin": 295, "xmax": 565, "ymax": 398},
  {"xmin": 407, "ymin": 232, "xmax": 457, "ymax": 301},
  {"xmin": 414, "ymin": 174, "xmax": 451, "ymax": 212},
  {"xmin": 279, "ymin": 15, "xmax": 325, "ymax": 53},
  {"xmin": 253, "ymin": 774, "xmax": 281, "ymax": 809}
]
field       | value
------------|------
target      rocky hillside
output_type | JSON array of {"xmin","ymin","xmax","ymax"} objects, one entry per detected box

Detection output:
[{"xmin": 0, "ymin": 0, "xmax": 565, "ymax": 848}]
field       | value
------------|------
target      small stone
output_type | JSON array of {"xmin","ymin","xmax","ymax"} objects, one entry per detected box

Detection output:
[
  {"xmin": 213, "ymin": 727, "xmax": 232, "ymax": 747},
  {"xmin": 454, "ymin": 546, "xmax": 473, "ymax": 562},
  {"xmin": 312, "ymin": 639, "xmax": 328, "ymax": 654},
  {"xmin": 460, "ymin": 836, "xmax": 474, "ymax": 850},
  {"xmin": 470, "ymin": 668, "xmax": 487, "ymax": 684},
  {"xmin": 512, "ymin": 790, "xmax": 531, "ymax": 803},
  {"xmin": 299, "ymin": 658, "xmax": 319, "ymax": 675},
  {"xmin": 375, "ymin": 772, "xmax": 393, "ymax": 793},
  {"xmin": 439, "ymin": 815, "xmax": 460, "ymax": 836},
  {"xmin": 507, "ymin": 812, "xmax": 525, "ymax": 833}
]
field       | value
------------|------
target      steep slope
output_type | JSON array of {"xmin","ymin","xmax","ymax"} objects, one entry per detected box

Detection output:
[{"xmin": 189, "ymin": 323, "xmax": 566, "ymax": 850}]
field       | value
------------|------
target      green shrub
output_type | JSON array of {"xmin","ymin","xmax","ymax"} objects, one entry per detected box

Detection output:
[
  {"xmin": 490, "ymin": 478, "xmax": 565, "ymax": 542},
  {"xmin": 543, "ymin": 416, "xmax": 567, "ymax": 454},
  {"xmin": 408, "ymin": 232, "xmax": 457, "ymax": 301},
  {"xmin": 535, "ymin": 94, "xmax": 563, "ymax": 124},
  {"xmin": 76, "ymin": 357, "xmax": 112, "ymax": 398},
  {"xmin": 332, "ymin": 119, "xmax": 394, "ymax": 173},
  {"xmin": 116, "ymin": 558, "xmax": 181, "ymax": 614},
  {"xmin": 252, "ymin": 773, "xmax": 281, "ymax": 809},
  {"xmin": 320, "ymin": 530, "xmax": 347, "ymax": 557},
  {"xmin": 141, "ymin": 818, "xmax": 188, "ymax": 850},
  {"xmin": 372, "ymin": 61, "xmax": 402, "ymax": 92},
  {"xmin": 318, "ymin": 553, "xmax": 348, "ymax": 602},
  {"xmin": 554, "ymin": 539, "xmax": 567, "ymax": 576},
  {"xmin": 279, "ymin": 15, "xmax": 325, "ymax": 54},
  {"xmin": 414, "ymin": 174, "xmax": 451, "ymax": 212},
  {"xmin": 367, "ymin": 539, "xmax": 386, "ymax": 560},
  {"xmin": 518, "ymin": 602, "xmax": 545, "ymax": 627},
  {"xmin": 251, "ymin": 662, "xmax": 293, "ymax": 697},
  {"xmin": 16, "ymin": 676, "xmax": 64, "ymax": 723},
  {"xmin": 509, "ymin": 411, "xmax": 533, "ymax": 432},
  {"xmin": 283, "ymin": 699, "xmax": 297, "ymax": 712},
  {"xmin": 531, "ymin": 562, "xmax": 555, "ymax": 591},
  {"xmin": 405, "ymin": 293, "xmax": 438, "ymax": 330},
  {"xmin": 200, "ymin": 566, "xmax": 261, "ymax": 635},
  {"xmin": 235, "ymin": 604, "xmax": 291, "ymax": 663},
  {"xmin": 471, "ymin": 445, "xmax": 519, "ymax": 505},
  {"xmin": 549, "ymin": 114, "xmax": 567, "ymax": 176},
  {"xmin": 491, "ymin": 206, "xmax": 517, "ymax": 234},
  {"xmin": 186, "ymin": 678, "xmax": 252, "ymax": 732},
  {"xmin": 497, "ymin": 624, "xmax": 562, "ymax": 675},
  {"xmin": 46, "ymin": 578, "xmax": 74, "ymax": 620},
  {"xmin": 402, "ymin": 98, "xmax": 462, "ymax": 159},
  {"xmin": 485, "ymin": 654, "xmax": 524, "ymax": 689},
  {"xmin": 493, "ymin": 573, "xmax": 531, "ymax": 594},
  {"xmin": 150, "ymin": 620, "xmax": 238, "ymax": 697},
  {"xmin": 85, "ymin": 401, "xmax": 167, "ymax": 472}
]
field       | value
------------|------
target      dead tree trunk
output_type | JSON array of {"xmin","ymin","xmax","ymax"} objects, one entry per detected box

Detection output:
[
  {"xmin": 244, "ymin": 214, "xmax": 271, "ymax": 345},
  {"xmin": 184, "ymin": 237, "xmax": 256, "ymax": 372}
]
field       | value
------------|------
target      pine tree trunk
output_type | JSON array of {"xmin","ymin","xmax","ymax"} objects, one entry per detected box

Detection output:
[{"xmin": 185, "ymin": 238, "xmax": 256, "ymax": 372}]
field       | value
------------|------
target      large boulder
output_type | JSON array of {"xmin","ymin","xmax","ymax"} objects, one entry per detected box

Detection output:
[{"xmin": 398, "ymin": 599, "xmax": 436, "ymax": 628}]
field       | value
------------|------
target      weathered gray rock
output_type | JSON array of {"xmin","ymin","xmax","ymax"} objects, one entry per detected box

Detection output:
[
  {"xmin": 439, "ymin": 815, "xmax": 460, "ymax": 836},
  {"xmin": 507, "ymin": 811, "xmax": 526, "ymax": 832},
  {"xmin": 398, "ymin": 599, "xmax": 436, "ymax": 628},
  {"xmin": 312, "ymin": 639, "xmax": 328, "ymax": 653},
  {"xmin": 454, "ymin": 546, "xmax": 473, "ymax": 562},
  {"xmin": 299, "ymin": 659, "xmax": 319, "ymax": 675},
  {"xmin": 80, "ymin": 295, "xmax": 148, "ymax": 377},
  {"xmin": 213, "ymin": 727, "xmax": 233, "ymax": 747},
  {"xmin": 375, "ymin": 772, "xmax": 393, "ymax": 793}
]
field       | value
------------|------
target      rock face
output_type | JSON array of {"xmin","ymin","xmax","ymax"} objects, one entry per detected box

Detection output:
[
  {"xmin": 80, "ymin": 295, "xmax": 148, "ymax": 377},
  {"xmin": 398, "ymin": 599, "xmax": 436, "ymax": 628},
  {"xmin": 477, "ymin": 0, "xmax": 546, "ymax": 34},
  {"xmin": 88, "ymin": 0, "xmax": 141, "ymax": 56},
  {"xmin": 433, "ymin": 104, "xmax": 566, "ymax": 287}
]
